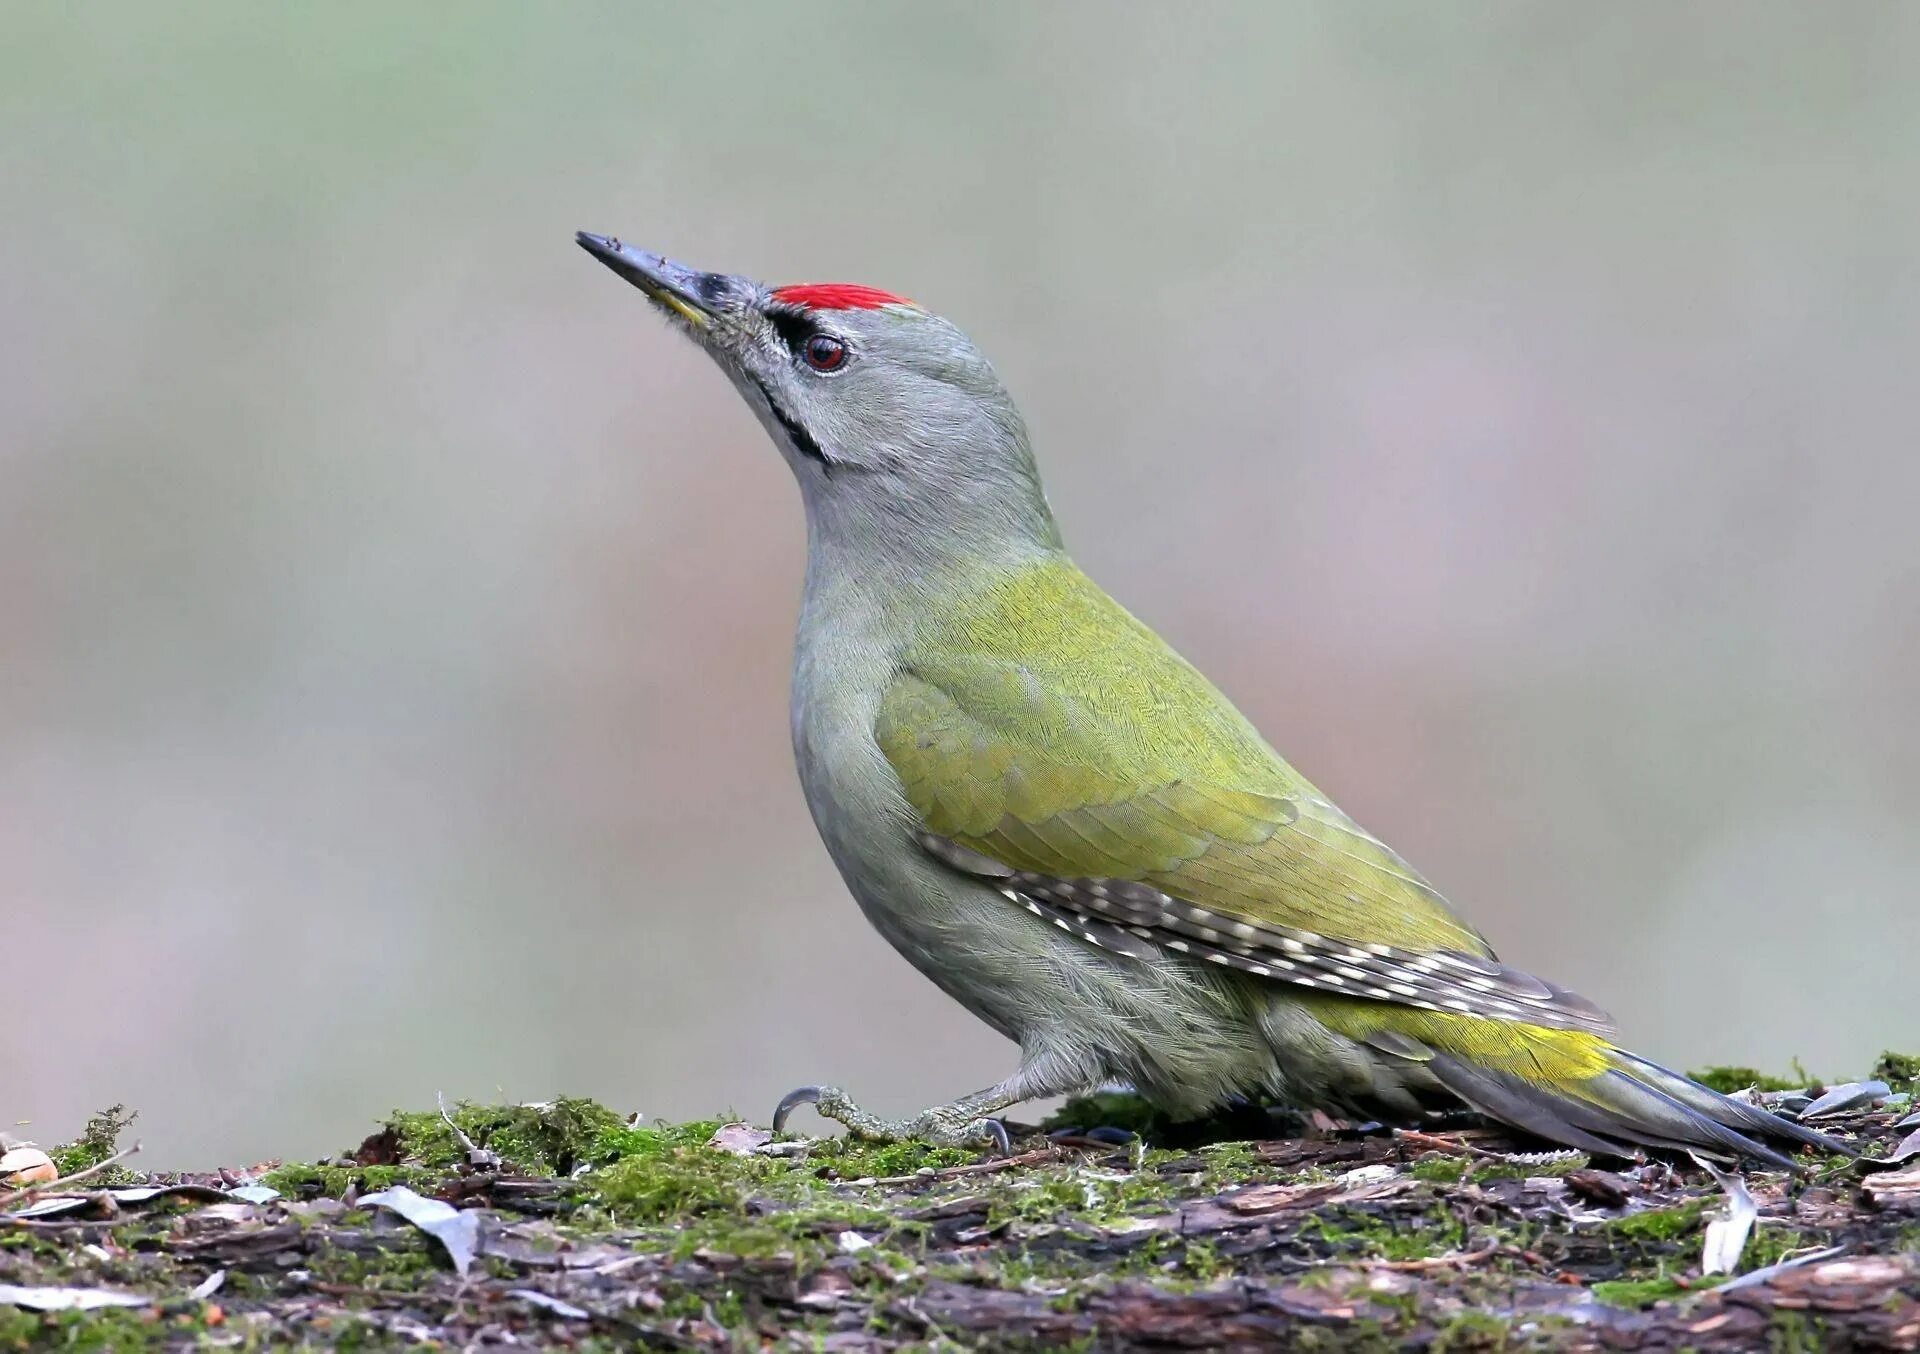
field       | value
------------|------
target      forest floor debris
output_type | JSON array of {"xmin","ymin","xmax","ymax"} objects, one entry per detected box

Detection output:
[{"xmin": 3, "ymin": 1060, "xmax": 1917, "ymax": 1349}]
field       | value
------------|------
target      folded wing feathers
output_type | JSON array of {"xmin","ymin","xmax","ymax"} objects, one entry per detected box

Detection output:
[{"xmin": 919, "ymin": 832, "xmax": 1617, "ymax": 1036}]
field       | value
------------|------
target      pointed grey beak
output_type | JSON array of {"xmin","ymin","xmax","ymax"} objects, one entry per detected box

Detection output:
[{"xmin": 576, "ymin": 232, "xmax": 734, "ymax": 329}]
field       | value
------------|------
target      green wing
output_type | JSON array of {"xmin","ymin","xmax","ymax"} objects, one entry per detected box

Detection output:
[{"xmin": 877, "ymin": 560, "xmax": 1613, "ymax": 1035}]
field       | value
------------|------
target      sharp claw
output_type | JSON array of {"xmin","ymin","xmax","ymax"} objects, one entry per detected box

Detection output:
[
  {"xmin": 984, "ymin": 1118, "xmax": 1012, "ymax": 1156},
  {"xmin": 772, "ymin": 1085, "xmax": 825, "ymax": 1133}
]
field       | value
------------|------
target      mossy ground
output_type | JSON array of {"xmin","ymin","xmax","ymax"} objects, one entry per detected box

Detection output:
[{"xmin": 3, "ymin": 1057, "xmax": 1916, "ymax": 1349}]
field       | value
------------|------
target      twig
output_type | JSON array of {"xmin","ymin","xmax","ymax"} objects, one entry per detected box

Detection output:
[
  {"xmin": 310, "ymin": 1280, "xmax": 454, "ymax": 1305},
  {"xmin": 1391, "ymin": 1129, "xmax": 1509, "ymax": 1162},
  {"xmin": 0, "ymin": 1213, "xmax": 153, "ymax": 1231},
  {"xmin": 1360, "ymin": 1240, "xmax": 1503, "ymax": 1272},
  {"xmin": 0, "ymin": 1141, "xmax": 143, "ymax": 1211},
  {"xmin": 1711, "ymin": 1244, "xmax": 1852, "ymax": 1294},
  {"xmin": 892, "ymin": 1294, "xmax": 960, "ymax": 1347},
  {"xmin": 437, "ymin": 1093, "xmax": 479, "ymax": 1154}
]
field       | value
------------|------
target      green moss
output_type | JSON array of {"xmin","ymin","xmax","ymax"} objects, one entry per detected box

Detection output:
[
  {"xmin": 804, "ymin": 1135, "xmax": 975, "ymax": 1178},
  {"xmin": 10, "ymin": 1092, "xmax": 1895, "ymax": 1348},
  {"xmin": 1407, "ymin": 1155, "xmax": 1470, "ymax": 1183},
  {"xmin": 1744, "ymin": 1226, "xmax": 1818, "ymax": 1270},
  {"xmin": 1280, "ymin": 1319, "xmax": 1397, "ymax": 1353},
  {"xmin": 664, "ymin": 1217, "xmax": 816, "ymax": 1263},
  {"xmin": 1769, "ymin": 1308, "xmax": 1830, "ymax": 1353},
  {"xmin": 0, "ymin": 1310, "xmax": 121, "ymax": 1352},
  {"xmin": 586, "ymin": 1118, "xmax": 792, "ymax": 1222},
  {"xmin": 974, "ymin": 1160, "xmax": 1184, "ymax": 1232},
  {"xmin": 666, "ymin": 1196, "xmax": 902, "ymax": 1263},
  {"xmin": 990, "ymin": 1173, "xmax": 1096, "ymax": 1226},
  {"xmin": 255, "ymin": 1098, "xmax": 641, "ymax": 1205},
  {"xmin": 307, "ymin": 1236, "xmax": 443, "ymax": 1287},
  {"xmin": 932, "ymin": 1226, "xmax": 1189, "ymax": 1289},
  {"xmin": 0, "ymin": 1307, "xmax": 243, "ymax": 1352},
  {"xmin": 1589, "ymin": 1274, "xmax": 1692, "ymax": 1308},
  {"xmin": 1178, "ymin": 1239, "xmax": 1235, "ymax": 1283},
  {"xmin": 1467, "ymin": 1155, "xmax": 1587, "ymax": 1183},
  {"xmin": 1688, "ymin": 1065, "xmax": 1802, "ymax": 1094},
  {"xmin": 48, "ymin": 1104, "xmax": 138, "ymax": 1181},
  {"xmin": 1430, "ymin": 1309, "xmax": 1521, "ymax": 1352},
  {"xmin": 1297, "ymin": 1207, "xmax": 1468, "ymax": 1263},
  {"xmin": 1196, "ymin": 1141, "xmax": 1260, "ymax": 1182},
  {"xmin": 0, "ymin": 1229, "xmax": 83, "ymax": 1264},
  {"xmin": 592, "ymin": 1150, "xmax": 751, "ymax": 1221},
  {"xmin": 1605, "ymin": 1198, "xmax": 1708, "ymax": 1242},
  {"xmin": 0, "ymin": 1309, "xmax": 50, "ymax": 1353},
  {"xmin": 590, "ymin": 1115, "xmax": 725, "ymax": 1161},
  {"xmin": 259, "ymin": 1161, "xmax": 437, "ymax": 1199},
  {"xmin": 383, "ymin": 1096, "xmax": 629, "ymax": 1173},
  {"xmin": 1872, "ymin": 1050, "xmax": 1920, "ymax": 1091}
]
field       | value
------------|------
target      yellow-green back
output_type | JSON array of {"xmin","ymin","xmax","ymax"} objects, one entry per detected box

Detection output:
[{"xmin": 877, "ymin": 556, "xmax": 1492, "ymax": 958}]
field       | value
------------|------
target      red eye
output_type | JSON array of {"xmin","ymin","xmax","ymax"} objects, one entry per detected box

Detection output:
[{"xmin": 802, "ymin": 334, "xmax": 847, "ymax": 372}]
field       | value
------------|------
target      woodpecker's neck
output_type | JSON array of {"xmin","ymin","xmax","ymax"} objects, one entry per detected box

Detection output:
[
  {"xmin": 802, "ymin": 490, "xmax": 1061, "ymax": 645},
  {"xmin": 789, "ymin": 382, "xmax": 1062, "ymax": 596},
  {"xmin": 791, "ymin": 463, "xmax": 1058, "ymax": 705}
]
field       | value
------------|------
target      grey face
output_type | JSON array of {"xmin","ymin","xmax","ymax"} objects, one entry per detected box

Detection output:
[{"xmin": 577, "ymin": 233, "xmax": 1060, "ymax": 559}]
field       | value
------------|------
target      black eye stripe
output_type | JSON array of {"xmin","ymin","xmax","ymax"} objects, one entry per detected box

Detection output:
[
  {"xmin": 769, "ymin": 307, "xmax": 851, "ymax": 373},
  {"xmin": 767, "ymin": 307, "xmax": 815, "ymax": 350}
]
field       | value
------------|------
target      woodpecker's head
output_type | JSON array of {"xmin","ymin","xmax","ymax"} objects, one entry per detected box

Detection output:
[{"xmin": 577, "ymin": 233, "xmax": 1059, "ymax": 560}]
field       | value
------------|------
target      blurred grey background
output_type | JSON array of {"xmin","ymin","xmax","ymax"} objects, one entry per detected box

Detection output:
[{"xmin": 4, "ymin": 4, "xmax": 1914, "ymax": 1166}]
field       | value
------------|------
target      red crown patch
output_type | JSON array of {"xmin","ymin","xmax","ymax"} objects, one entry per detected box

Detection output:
[{"xmin": 771, "ymin": 283, "xmax": 913, "ymax": 311}]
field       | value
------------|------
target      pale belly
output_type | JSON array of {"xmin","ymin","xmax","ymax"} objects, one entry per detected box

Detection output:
[
  {"xmin": 787, "ymin": 660, "xmax": 1279, "ymax": 1113},
  {"xmin": 790, "ymin": 669, "xmax": 1032, "ymax": 1041}
]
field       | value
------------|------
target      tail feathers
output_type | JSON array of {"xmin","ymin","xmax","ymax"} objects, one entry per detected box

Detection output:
[
  {"xmin": 1610, "ymin": 1050, "xmax": 1849, "ymax": 1159},
  {"xmin": 1422, "ymin": 1053, "xmax": 1627, "ymax": 1158},
  {"xmin": 1424, "ymin": 1047, "xmax": 1850, "ymax": 1171}
]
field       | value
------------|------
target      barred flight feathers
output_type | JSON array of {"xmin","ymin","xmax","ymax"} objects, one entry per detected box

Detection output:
[{"xmin": 918, "ymin": 832, "xmax": 1618, "ymax": 1035}]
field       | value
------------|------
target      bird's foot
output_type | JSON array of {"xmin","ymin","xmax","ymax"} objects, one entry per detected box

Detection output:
[{"xmin": 772, "ymin": 1084, "xmax": 1012, "ymax": 1155}]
